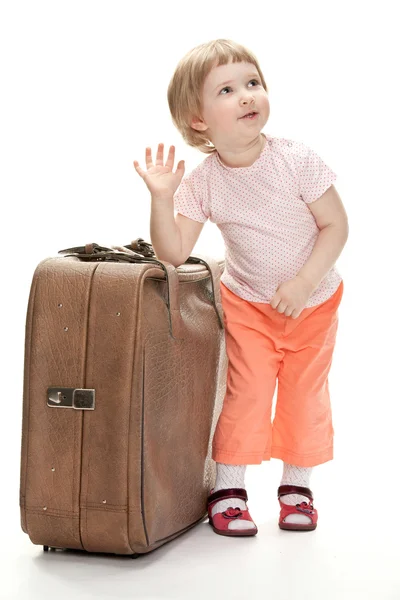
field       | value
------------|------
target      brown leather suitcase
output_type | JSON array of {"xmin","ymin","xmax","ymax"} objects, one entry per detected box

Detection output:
[{"xmin": 19, "ymin": 239, "xmax": 227, "ymax": 556}]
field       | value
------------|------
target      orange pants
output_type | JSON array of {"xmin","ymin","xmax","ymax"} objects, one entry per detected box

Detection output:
[{"xmin": 212, "ymin": 280, "xmax": 344, "ymax": 467}]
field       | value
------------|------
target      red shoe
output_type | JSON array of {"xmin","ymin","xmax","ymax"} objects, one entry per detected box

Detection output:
[
  {"xmin": 278, "ymin": 485, "xmax": 318, "ymax": 531},
  {"xmin": 207, "ymin": 488, "xmax": 258, "ymax": 537}
]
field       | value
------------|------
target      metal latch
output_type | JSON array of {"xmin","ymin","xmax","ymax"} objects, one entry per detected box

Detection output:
[{"xmin": 47, "ymin": 388, "xmax": 95, "ymax": 410}]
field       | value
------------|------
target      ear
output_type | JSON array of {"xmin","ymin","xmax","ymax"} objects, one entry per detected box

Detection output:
[{"xmin": 191, "ymin": 116, "xmax": 208, "ymax": 132}]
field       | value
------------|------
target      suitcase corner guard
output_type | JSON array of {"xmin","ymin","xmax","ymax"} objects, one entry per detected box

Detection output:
[{"xmin": 47, "ymin": 387, "xmax": 95, "ymax": 410}]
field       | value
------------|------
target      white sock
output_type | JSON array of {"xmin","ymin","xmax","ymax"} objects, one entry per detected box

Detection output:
[
  {"xmin": 211, "ymin": 463, "xmax": 256, "ymax": 531},
  {"xmin": 280, "ymin": 463, "xmax": 314, "ymax": 525}
]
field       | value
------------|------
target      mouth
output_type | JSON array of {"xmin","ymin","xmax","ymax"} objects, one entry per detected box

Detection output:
[{"xmin": 240, "ymin": 111, "xmax": 258, "ymax": 119}]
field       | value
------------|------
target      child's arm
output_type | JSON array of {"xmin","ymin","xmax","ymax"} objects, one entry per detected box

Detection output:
[
  {"xmin": 175, "ymin": 213, "xmax": 205, "ymax": 265},
  {"xmin": 296, "ymin": 184, "xmax": 349, "ymax": 292},
  {"xmin": 134, "ymin": 143, "xmax": 205, "ymax": 267},
  {"xmin": 149, "ymin": 202, "xmax": 205, "ymax": 268}
]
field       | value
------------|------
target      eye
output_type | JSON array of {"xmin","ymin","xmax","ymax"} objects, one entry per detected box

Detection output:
[{"xmin": 219, "ymin": 79, "xmax": 260, "ymax": 95}]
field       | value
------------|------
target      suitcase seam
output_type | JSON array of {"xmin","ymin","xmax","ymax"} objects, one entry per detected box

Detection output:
[{"xmin": 22, "ymin": 259, "xmax": 53, "ymax": 536}]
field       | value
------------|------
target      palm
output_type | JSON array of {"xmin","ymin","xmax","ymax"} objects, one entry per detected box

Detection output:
[
  {"xmin": 133, "ymin": 143, "xmax": 185, "ymax": 198},
  {"xmin": 145, "ymin": 165, "xmax": 176, "ymax": 184}
]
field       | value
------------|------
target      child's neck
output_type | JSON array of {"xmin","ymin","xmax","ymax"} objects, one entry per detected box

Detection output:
[{"xmin": 216, "ymin": 133, "xmax": 266, "ymax": 168}]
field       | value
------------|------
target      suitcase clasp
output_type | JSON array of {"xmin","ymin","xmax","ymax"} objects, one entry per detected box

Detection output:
[{"xmin": 47, "ymin": 388, "xmax": 95, "ymax": 410}]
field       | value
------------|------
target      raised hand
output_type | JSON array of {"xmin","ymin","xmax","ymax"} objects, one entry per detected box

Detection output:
[{"xmin": 133, "ymin": 143, "xmax": 185, "ymax": 199}]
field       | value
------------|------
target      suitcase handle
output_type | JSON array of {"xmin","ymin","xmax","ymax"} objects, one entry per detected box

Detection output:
[{"xmin": 58, "ymin": 238, "xmax": 224, "ymax": 340}]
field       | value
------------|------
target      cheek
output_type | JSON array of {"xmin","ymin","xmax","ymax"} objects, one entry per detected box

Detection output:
[
  {"xmin": 259, "ymin": 94, "xmax": 270, "ymax": 111},
  {"xmin": 210, "ymin": 104, "xmax": 232, "ymax": 125},
  {"xmin": 218, "ymin": 99, "xmax": 237, "ymax": 118},
  {"xmin": 204, "ymin": 104, "xmax": 222, "ymax": 124},
  {"xmin": 205, "ymin": 99, "xmax": 237, "ymax": 128}
]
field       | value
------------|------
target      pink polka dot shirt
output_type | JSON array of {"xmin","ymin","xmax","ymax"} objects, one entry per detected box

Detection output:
[{"xmin": 173, "ymin": 133, "xmax": 342, "ymax": 308}]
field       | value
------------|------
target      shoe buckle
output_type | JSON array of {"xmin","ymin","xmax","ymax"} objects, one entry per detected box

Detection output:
[
  {"xmin": 295, "ymin": 501, "xmax": 315, "ymax": 515},
  {"xmin": 222, "ymin": 507, "xmax": 243, "ymax": 519}
]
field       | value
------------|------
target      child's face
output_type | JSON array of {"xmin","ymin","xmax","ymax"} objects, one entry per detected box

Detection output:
[{"xmin": 191, "ymin": 60, "xmax": 270, "ymax": 147}]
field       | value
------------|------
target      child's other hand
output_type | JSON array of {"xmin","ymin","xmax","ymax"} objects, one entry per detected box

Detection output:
[
  {"xmin": 270, "ymin": 275, "xmax": 315, "ymax": 319},
  {"xmin": 133, "ymin": 143, "xmax": 185, "ymax": 199}
]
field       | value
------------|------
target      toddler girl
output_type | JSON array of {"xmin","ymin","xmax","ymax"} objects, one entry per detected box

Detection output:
[{"xmin": 134, "ymin": 39, "xmax": 348, "ymax": 536}]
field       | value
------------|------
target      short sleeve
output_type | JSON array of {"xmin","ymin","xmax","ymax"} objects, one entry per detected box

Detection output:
[
  {"xmin": 173, "ymin": 166, "xmax": 209, "ymax": 223},
  {"xmin": 293, "ymin": 141, "xmax": 337, "ymax": 204}
]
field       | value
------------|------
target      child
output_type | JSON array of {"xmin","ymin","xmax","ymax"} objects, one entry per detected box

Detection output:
[{"xmin": 133, "ymin": 39, "xmax": 349, "ymax": 537}]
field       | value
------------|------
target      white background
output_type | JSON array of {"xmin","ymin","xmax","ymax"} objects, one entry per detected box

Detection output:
[{"xmin": 1, "ymin": 1, "xmax": 399, "ymax": 598}]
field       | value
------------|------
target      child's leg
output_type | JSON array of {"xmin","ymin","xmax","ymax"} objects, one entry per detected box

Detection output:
[
  {"xmin": 271, "ymin": 281, "xmax": 343, "ymax": 467},
  {"xmin": 212, "ymin": 282, "xmax": 283, "ymax": 464},
  {"xmin": 209, "ymin": 283, "xmax": 283, "ymax": 534},
  {"xmin": 280, "ymin": 463, "xmax": 313, "ymax": 525},
  {"xmin": 210, "ymin": 463, "xmax": 256, "ymax": 531},
  {"xmin": 272, "ymin": 282, "xmax": 344, "ymax": 527}
]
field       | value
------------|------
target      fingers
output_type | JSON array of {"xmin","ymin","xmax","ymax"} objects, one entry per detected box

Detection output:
[
  {"xmin": 133, "ymin": 160, "xmax": 145, "ymax": 178},
  {"xmin": 134, "ymin": 143, "xmax": 181, "ymax": 174},
  {"xmin": 175, "ymin": 159, "xmax": 185, "ymax": 177},
  {"xmin": 155, "ymin": 143, "xmax": 165, "ymax": 167},
  {"xmin": 164, "ymin": 145, "xmax": 176, "ymax": 170},
  {"xmin": 145, "ymin": 147, "xmax": 153, "ymax": 170},
  {"xmin": 155, "ymin": 143, "xmax": 176, "ymax": 169}
]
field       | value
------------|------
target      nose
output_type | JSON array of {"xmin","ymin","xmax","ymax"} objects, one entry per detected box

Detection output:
[{"xmin": 240, "ymin": 94, "xmax": 255, "ymax": 106}]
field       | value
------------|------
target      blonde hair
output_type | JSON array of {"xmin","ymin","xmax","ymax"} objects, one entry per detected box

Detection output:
[{"xmin": 167, "ymin": 39, "xmax": 268, "ymax": 155}]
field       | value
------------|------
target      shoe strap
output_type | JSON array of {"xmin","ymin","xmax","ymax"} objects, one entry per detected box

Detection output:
[
  {"xmin": 207, "ymin": 487, "xmax": 248, "ymax": 507},
  {"xmin": 277, "ymin": 485, "xmax": 313, "ymax": 502}
]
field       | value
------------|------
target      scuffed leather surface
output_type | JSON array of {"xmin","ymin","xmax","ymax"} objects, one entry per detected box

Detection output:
[
  {"xmin": 20, "ymin": 255, "xmax": 226, "ymax": 555},
  {"xmin": 140, "ymin": 275, "xmax": 226, "ymax": 546},
  {"xmin": 20, "ymin": 257, "xmax": 96, "ymax": 550}
]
